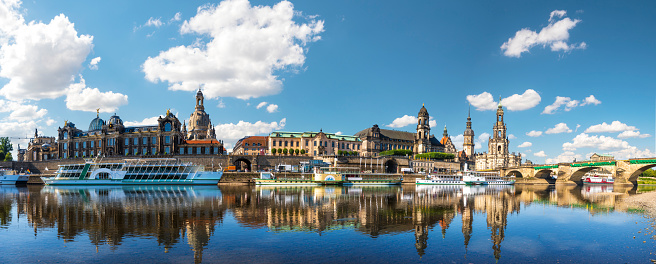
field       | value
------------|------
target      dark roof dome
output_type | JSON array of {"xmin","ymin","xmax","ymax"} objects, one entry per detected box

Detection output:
[
  {"xmin": 108, "ymin": 114, "xmax": 123, "ymax": 126},
  {"xmin": 89, "ymin": 116, "xmax": 104, "ymax": 131},
  {"xmin": 418, "ymin": 104, "xmax": 429, "ymax": 117},
  {"xmin": 464, "ymin": 128, "xmax": 474, "ymax": 136}
]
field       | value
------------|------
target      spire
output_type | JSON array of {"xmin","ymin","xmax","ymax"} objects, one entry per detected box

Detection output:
[
  {"xmin": 498, "ymin": 96, "xmax": 502, "ymax": 108},
  {"xmin": 443, "ymin": 124, "xmax": 448, "ymax": 137}
]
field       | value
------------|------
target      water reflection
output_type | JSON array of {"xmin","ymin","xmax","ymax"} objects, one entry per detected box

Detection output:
[{"xmin": 0, "ymin": 184, "xmax": 652, "ymax": 263}]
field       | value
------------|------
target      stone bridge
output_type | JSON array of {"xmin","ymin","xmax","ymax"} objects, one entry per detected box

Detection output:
[{"xmin": 499, "ymin": 158, "xmax": 656, "ymax": 185}]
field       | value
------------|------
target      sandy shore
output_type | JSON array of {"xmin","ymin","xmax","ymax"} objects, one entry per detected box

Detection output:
[{"xmin": 621, "ymin": 191, "xmax": 656, "ymax": 217}]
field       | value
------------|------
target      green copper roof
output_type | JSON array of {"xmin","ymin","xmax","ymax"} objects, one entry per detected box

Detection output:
[{"xmin": 270, "ymin": 131, "xmax": 361, "ymax": 142}]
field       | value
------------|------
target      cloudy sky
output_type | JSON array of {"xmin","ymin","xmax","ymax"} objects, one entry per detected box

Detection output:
[{"xmin": 0, "ymin": 0, "xmax": 654, "ymax": 163}]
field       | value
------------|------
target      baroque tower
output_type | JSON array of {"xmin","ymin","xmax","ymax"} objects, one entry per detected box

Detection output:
[
  {"xmin": 463, "ymin": 107, "xmax": 475, "ymax": 159},
  {"xmin": 187, "ymin": 89, "xmax": 215, "ymax": 140},
  {"xmin": 415, "ymin": 104, "xmax": 431, "ymax": 154},
  {"xmin": 488, "ymin": 101, "xmax": 510, "ymax": 167}
]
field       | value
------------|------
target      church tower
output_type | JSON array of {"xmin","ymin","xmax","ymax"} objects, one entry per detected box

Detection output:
[
  {"xmin": 463, "ymin": 107, "xmax": 475, "ymax": 159},
  {"xmin": 187, "ymin": 89, "xmax": 214, "ymax": 140},
  {"xmin": 488, "ymin": 100, "xmax": 509, "ymax": 167},
  {"xmin": 415, "ymin": 104, "xmax": 431, "ymax": 154}
]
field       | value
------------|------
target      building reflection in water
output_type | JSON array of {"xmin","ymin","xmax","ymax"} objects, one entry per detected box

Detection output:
[{"xmin": 1, "ymin": 183, "xmax": 646, "ymax": 263}]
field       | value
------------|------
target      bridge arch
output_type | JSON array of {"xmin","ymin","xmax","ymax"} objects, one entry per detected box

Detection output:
[
  {"xmin": 384, "ymin": 159, "xmax": 398, "ymax": 173},
  {"xmin": 505, "ymin": 170, "xmax": 524, "ymax": 178},
  {"xmin": 569, "ymin": 167, "xmax": 603, "ymax": 183},
  {"xmin": 627, "ymin": 164, "xmax": 656, "ymax": 183},
  {"xmin": 233, "ymin": 157, "xmax": 252, "ymax": 172}
]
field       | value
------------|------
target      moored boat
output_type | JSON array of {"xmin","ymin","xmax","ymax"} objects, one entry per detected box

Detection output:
[
  {"xmin": 0, "ymin": 170, "xmax": 29, "ymax": 185},
  {"xmin": 44, "ymin": 158, "xmax": 222, "ymax": 185},
  {"xmin": 582, "ymin": 176, "xmax": 614, "ymax": 184}
]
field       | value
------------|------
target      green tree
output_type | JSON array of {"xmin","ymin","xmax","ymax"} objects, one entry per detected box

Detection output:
[
  {"xmin": 4, "ymin": 152, "xmax": 12, "ymax": 161},
  {"xmin": 295, "ymin": 149, "xmax": 300, "ymax": 155},
  {"xmin": 0, "ymin": 137, "xmax": 12, "ymax": 155},
  {"xmin": 272, "ymin": 148, "xmax": 277, "ymax": 155},
  {"xmin": 300, "ymin": 149, "xmax": 306, "ymax": 155},
  {"xmin": 283, "ymin": 148, "xmax": 288, "ymax": 155}
]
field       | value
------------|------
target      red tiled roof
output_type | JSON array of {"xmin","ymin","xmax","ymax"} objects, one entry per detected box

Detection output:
[{"xmin": 185, "ymin": 139, "xmax": 221, "ymax": 144}]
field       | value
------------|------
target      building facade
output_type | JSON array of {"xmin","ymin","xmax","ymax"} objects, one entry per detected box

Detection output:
[
  {"xmin": 268, "ymin": 130, "xmax": 361, "ymax": 156},
  {"xmin": 355, "ymin": 105, "xmax": 449, "ymax": 157},
  {"xmin": 22, "ymin": 128, "xmax": 59, "ymax": 161},
  {"xmin": 475, "ymin": 103, "xmax": 521, "ymax": 170},
  {"xmin": 57, "ymin": 90, "xmax": 224, "ymax": 159},
  {"xmin": 233, "ymin": 136, "xmax": 269, "ymax": 155}
]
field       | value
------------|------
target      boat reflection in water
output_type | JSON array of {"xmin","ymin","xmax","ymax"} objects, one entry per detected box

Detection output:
[{"xmin": 1, "ymin": 183, "xmax": 653, "ymax": 263}]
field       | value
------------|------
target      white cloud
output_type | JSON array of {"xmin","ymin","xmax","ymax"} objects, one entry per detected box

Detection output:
[
  {"xmin": 580, "ymin": 95, "xmax": 601, "ymax": 106},
  {"xmin": 387, "ymin": 115, "xmax": 417, "ymax": 128},
  {"xmin": 584, "ymin": 121, "xmax": 636, "ymax": 133},
  {"xmin": 335, "ymin": 131, "xmax": 343, "ymax": 135},
  {"xmin": 170, "ymin": 12, "xmax": 182, "ymax": 23},
  {"xmin": 466, "ymin": 92, "xmax": 497, "ymax": 111},
  {"xmin": 610, "ymin": 147, "xmax": 655, "ymax": 160},
  {"xmin": 45, "ymin": 118, "xmax": 56, "ymax": 126},
  {"xmin": 518, "ymin": 142, "xmax": 532, "ymax": 148},
  {"xmin": 546, "ymin": 151, "xmax": 581, "ymax": 164},
  {"xmin": 545, "ymin": 123, "xmax": 572, "ymax": 134},
  {"xmin": 526, "ymin": 130, "xmax": 543, "ymax": 137},
  {"xmin": 89, "ymin": 56, "xmax": 101, "ymax": 70},
  {"xmin": 217, "ymin": 98, "xmax": 225, "ymax": 108},
  {"xmin": 65, "ymin": 76, "xmax": 128, "ymax": 113},
  {"xmin": 508, "ymin": 134, "xmax": 516, "ymax": 139},
  {"xmin": 215, "ymin": 118, "xmax": 286, "ymax": 147},
  {"xmin": 476, "ymin": 132, "xmax": 490, "ymax": 150},
  {"xmin": 501, "ymin": 10, "xmax": 585, "ymax": 58},
  {"xmin": 143, "ymin": 0, "xmax": 324, "ymax": 100},
  {"xmin": 266, "ymin": 104, "xmax": 278, "ymax": 113},
  {"xmin": 542, "ymin": 96, "xmax": 571, "ymax": 114},
  {"xmin": 0, "ymin": 9, "xmax": 93, "ymax": 101},
  {"xmin": 0, "ymin": 100, "xmax": 48, "ymax": 122},
  {"xmin": 562, "ymin": 133, "xmax": 631, "ymax": 151},
  {"xmin": 429, "ymin": 119, "xmax": 437, "ymax": 128},
  {"xmin": 575, "ymin": 124, "xmax": 581, "ymax": 132},
  {"xmin": 500, "ymin": 89, "xmax": 541, "ymax": 111},
  {"xmin": 534, "ymin": 151, "xmax": 547, "ymax": 157},
  {"xmin": 256, "ymin": 102, "xmax": 268, "ymax": 109},
  {"xmin": 0, "ymin": 120, "xmax": 37, "ymax": 149},
  {"xmin": 145, "ymin": 17, "xmax": 163, "ymax": 27},
  {"xmin": 617, "ymin": 130, "xmax": 650, "ymax": 139},
  {"xmin": 124, "ymin": 116, "xmax": 161, "ymax": 127}
]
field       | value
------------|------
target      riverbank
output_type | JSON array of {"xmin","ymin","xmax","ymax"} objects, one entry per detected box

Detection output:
[{"xmin": 621, "ymin": 190, "xmax": 656, "ymax": 217}]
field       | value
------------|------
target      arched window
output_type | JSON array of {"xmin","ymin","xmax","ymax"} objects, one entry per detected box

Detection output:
[
  {"xmin": 164, "ymin": 123, "xmax": 172, "ymax": 132},
  {"xmin": 498, "ymin": 145, "xmax": 502, "ymax": 152}
]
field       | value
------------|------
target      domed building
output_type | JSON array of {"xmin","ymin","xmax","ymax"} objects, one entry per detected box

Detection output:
[
  {"xmin": 186, "ymin": 89, "xmax": 216, "ymax": 140},
  {"xmin": 22, "ymin": 128, "xmax": 59, "ymax": 162}
]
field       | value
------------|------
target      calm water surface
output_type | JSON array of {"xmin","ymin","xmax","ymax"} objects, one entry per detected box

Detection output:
[{"xmin": 1, "ymin": 184, "xmax": 655, "ymax": 263}]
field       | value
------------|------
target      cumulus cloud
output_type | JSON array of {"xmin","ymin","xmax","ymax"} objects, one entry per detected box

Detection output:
[
  {"xmin": 580, "ymin": 95, "xmax": 601, "ymax": 106},
  {"xmin": 466, "ymin": 92, "xmax": 497, "ymax": 111},
  {"xmin": 145, "ymin": 17, "xmax": 163, "ymax": 27},
  {"xmin": 451, "ymin": 134, "xmax": 464, "ymax": 151},
  {"xmin": 429, "ymin": 119, "xmax": 437, "ymax": 128},
  {"xmin": 610, "ymin": 147, "xmax": 655, "ymax": 160},
  {"xmin": 617, "ymin": 130, "xmax": 650, "ymax": 139},
  {"xmin": 546, "ymin": 151, "xmax": 582, "ymax": 164},
  {"xmin": 534, "ymin": 150, "xmax": 547, "ymax": 157},
  {"xmin": 65, "ymin": 76, "xmax": 129, "ymax": 113},
  {"xmin": 526, "ymin": 130, "xmax": 543, "ymax": 137},
  {"xmin": 387, "ymin": 115, "xmax": 417, "ymax": 128},
  {"xmin": 0, "ymin": 100, "xmax": 48, "ymax": 122},
  {"xmin": 518, "ymin": 142, "xmax": 532, "ymax": 148},
  {"xmin": 545, "ymin": 123, "xmax": 572, "ymax": 134},
  {"xmin": 562, "ymin": 133, "xmax": 631, "ymax": 151},
  {"xmin": 0, "ymin": 120, "xmax": 38, "ymax": 149},
  {"xmin": 584, "ymin": 121, "xmax": 636, "ymax": 133},
  {"xmin": 124, "ymin": 116, "xmax": 161, "ymax": 127},
  {"xmin": 335, "ymin": 131, "xmax": 343, "ymax": 135},
  {"xmin": 89, "ymin": 56, "xmax": 101, "ymax": 70},
  {"xmin": 170, "ymin": 12, "xmax": 182, "ymax": 23},
  {"xmin": 143, "ymin": 0, "xmax": 324, "ymax": 100},
  {"xmin": 508, "ymin": 134, "xmax": 517, "ymax": 139},
  {"xmin": 0, "ymin": 10, "xmax": 93, "ymax": 101},
  {"xmin": 500, "ymin": 89, "xmax": 541, "ymax": 111},
  {"xmin": 256, "ymin": 102, "xmax": 268, "ymax": 109},
  {"xmin": 542, "ymin": 95, "xmax": 600, "ymax": 114},
  {"xmin": 215, "ymin": 118, "xmax": 286, "ymax": 147},
  {"xmin": 476, "ymin": 132, "xmax": 490, "ymax": 150},
  {"xmin": 501, "ymin": 10, "xmax": 585, "ymax": 58},
  {"xmin": 266, "ymin": 104, "xmax": 278, "ymax": 113}
]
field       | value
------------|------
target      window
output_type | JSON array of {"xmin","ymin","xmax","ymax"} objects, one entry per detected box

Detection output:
[
  {"xmin": 165, "ymin": 147, "xmax": 170, "ymax": 154},
  {"xmin": 165, "ymin": 136, "xmax": 170, "ymax": 144},
  {"xmin": 143, "ymin": 137, "xmax": 148, "ymax": 144},
  {"xmin": 152, "ymin": 137, "xmax": 157, "ymax": 144},
  {"xmin": 245, "ymin": 143, "xmax": 249, "ymax": 147},
  {"xmin": 272, "ymin": 141, "xmax": 276, "ymax": 147},
  {"xmin": 205, "ymin": 147, "xmax": 209, "ymax": 154},
  {"xmin": 152, "ymin": 147, "xmax": 156, "ymax": 154},
  {"xmin": 63, "ymin": 132, "xmax": 68, "ymax": 139},
  {"xmin": 134, "ymin": 149, "xmax": 138, "ymax": 155},
  {"xmin": 305, "ymin": 141, "xmax": 308, "ymax": 146},
  {"xmin": 63, "ymin": 153, "xmax": 67, "ymax": 159},
  {"xmin": 63, "ymin": 143, "xmax": 67, "ymax": 150},
  {"xmin": 134, "ymin": 138, "xmax": 138, "ymax": 145},
  {"xmin": 258, "ymin": 143, "xmax": 262, "ymax": 146},
  {"xmin": 164, "ymin": 123, "xmax": 172, "ymax": 132},
  {"xmin": 332, "ymin": 142, "xmax": 335, "ymax": 148},
  {"xmin": 245, "ymin": 148, "xmax": 248, "ymax": 151},
  {"xmin": 214, "ymin": 147, "xmax": 218, "ymax": 154},
  {"xmin": 325, "ymin": 142, "xmax": 328, "ymax": 147},
  {"xmin": 125, "ymin": 138, "xmax": 129, "ymax": 146},
  {"xmin": 284, "ymin": 141, "xmax": 288, "ymax": 147},
  {"xmin": 90, "ymin": 141, "xmax": 94, "ymax": 148},
  {"xmin": 83, "ymin": 142, "xmax": 87, "ymax": 148},
  {"xmin": 143, "ymin": 148, "xmax": 148, "ymax": 155},
  {"xmin": 180, "ymin": 148, "xmax": 184, "ymax": 154},
  {"xmin": 279, "ymin": 140, "xmax": 282, "ymax": 146},
  {"xmin": 314, "ymin": 141, "xmax": 316, "ymax": 146},
  {"xmin": 196, "ymin": 147, "xmax": 201, "ymax": 154},
  {"xmin": 188, "ymin": 147, "xmax": 192, "ymax": 154},
  {"xmin": 99, "ymin": 140, "xmax": 101, "ymax": 147},
  {"xmin": 76, "ymin": 142, "xmax": 79, "ymax": 148},
  {"xmin": 90, "ymin": 150, "xmax": 94, "ymax": 156}
]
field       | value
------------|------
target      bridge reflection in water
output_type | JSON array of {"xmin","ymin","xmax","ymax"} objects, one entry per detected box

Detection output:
[{"xmin": 0, "ymin": 184, "xmax": 652, "ymax": 263}]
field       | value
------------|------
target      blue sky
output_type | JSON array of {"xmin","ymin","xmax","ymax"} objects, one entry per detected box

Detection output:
[{"xmin": 0, "ymin": 0, "xmax": 654, "ymax": 163}]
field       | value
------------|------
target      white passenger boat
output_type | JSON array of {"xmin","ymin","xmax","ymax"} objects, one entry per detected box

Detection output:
[
  {"xmin": 43, "ymin": 158, "xmax": 222, "ymax": 185},
  {"xmin": 415, "ymin": 170, "xmax": 514, "ymax": 185},
  {"xmin": 0, "ymin": 169, "xmax": 29, "ymax": 185}
]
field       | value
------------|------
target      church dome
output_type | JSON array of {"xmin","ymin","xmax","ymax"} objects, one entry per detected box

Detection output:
[
  {"xmin": 108, "ymin": 114, "xmax": 123, "ymax": 126},
  {"xmin": 464, "ymin": 127, "xmax": 474, "ymax": 136},
  {"xmin": 89, "ymin": 116, "xmax": 104, "ymax": 131},
  {"xmin": 418, "ymin": 104, "xmax": 429, "ymax": 117}
]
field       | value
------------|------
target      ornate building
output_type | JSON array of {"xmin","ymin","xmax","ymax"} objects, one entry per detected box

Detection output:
[
  {"xmin": 57, "ymin": 90, "xmax": 224, "ymax": 159},
  {"xmin": 474, "ymin": 102, "xmax": 521, "ymax": 170},
  {"xmin": 233, "ymin": 136, "xmax": 268, "ymax": 155},
  {"xmin": 267, "ymin": 130, "xmax": 361, "ymax": 156},
  {"xmin": 22, "ymin": 128, "xmax": 59, "ymax": 161},
  {"xmin": 355, "ymin": 105, "xmax": 450, "ymax": 157}
]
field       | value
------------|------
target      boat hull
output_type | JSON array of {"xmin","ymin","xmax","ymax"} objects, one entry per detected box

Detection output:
[
  {"xmin": 1, "ymin": 175, "xmax": 29, "ymax": 185},
  {"xmin": 43, "ymin": 179, "xmax": 221, "ymax": 185},
  {"xmin": 342, "ymin": 180, "xmax": 402, "ymax": 186},
  {"xmin": 416, "ymin": 179, "xmax": 466, "ymax": 185}
]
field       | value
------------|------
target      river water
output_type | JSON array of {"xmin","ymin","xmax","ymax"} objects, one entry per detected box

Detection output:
[{"xmin": 1, "ymin": 184, "xmax": 655, "ymax": 263}]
